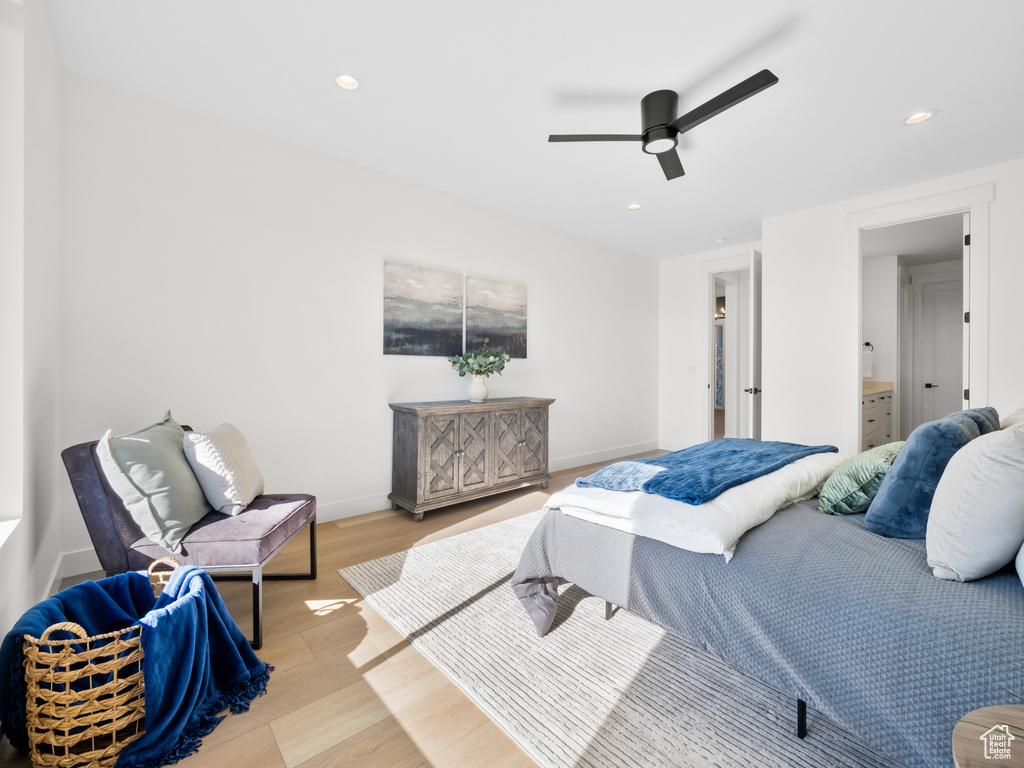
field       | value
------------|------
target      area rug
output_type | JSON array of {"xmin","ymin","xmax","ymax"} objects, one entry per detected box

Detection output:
[{"xmin": 339, "ymin": 511, "xmax": 902, "ymax": 768}]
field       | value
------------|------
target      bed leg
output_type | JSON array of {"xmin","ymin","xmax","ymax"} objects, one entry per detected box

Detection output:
[
  {"xmin": 605, "ymin": 602, "xmax": 615, "ymax": 620},
  {"xmin": 797, "ymin": 698, "xmax": 807, "ymax": 739}
]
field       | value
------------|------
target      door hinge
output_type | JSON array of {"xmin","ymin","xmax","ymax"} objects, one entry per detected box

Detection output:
[
  {"xmin": 964, "ymin": 311, "xmax": 970, "ymax": 323},
  {"xmin": 964, "ymin": 388, "xmax": 970, "ymax": 400},
  {"xmin": 964, "ymin": 234, "xmax": 971, "ymax": 246}
]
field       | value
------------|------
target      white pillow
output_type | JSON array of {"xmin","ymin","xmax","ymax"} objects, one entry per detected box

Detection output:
[
  {"xmin": 183, "ymin": 423, "xmax": 265, "ymax": 515},
  {"xmin": 927, "ymin": 425, "xmax": 1024, "ymax": 581},
  {"xmin": 1000, "ymin": 406, "xmax": 1024, "ymax": 430}
]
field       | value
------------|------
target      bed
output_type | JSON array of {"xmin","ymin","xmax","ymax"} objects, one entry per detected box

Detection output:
[{"xmin": 511, "ymin": 439, "xmax": 1024, "ymax": 768}]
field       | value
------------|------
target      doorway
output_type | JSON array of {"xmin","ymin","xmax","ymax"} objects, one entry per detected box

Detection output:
[
  {"xmin": 707, "ymin": 250, "xmax": 762, "ymax": 441},
  {"xmin": 861, "ymin": 213, "xmax": 967, "ymax": 440}
]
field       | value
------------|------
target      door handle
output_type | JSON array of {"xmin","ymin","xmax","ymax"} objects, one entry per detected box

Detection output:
[
  {"xmin": 743, "ymin": 387, "xmax": 762, "ymax": 394},
  {"xmin": 924, "ymin": 383, "xmax": 938, "ymax": 389}
]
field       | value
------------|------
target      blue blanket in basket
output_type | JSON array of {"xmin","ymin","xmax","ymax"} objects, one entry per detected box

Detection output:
[
  {"xmin": 0, "ymin": 565, "xmax": 269, "ymax": 768},
  {"xmin": 576, "ymin": 438, "xmax": 838, "ymax": 504}
]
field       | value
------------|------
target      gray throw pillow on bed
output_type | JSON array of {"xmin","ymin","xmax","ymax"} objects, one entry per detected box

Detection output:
[
  {"xmin": 928, "ymin": 425, "xmax": 1024, "ymax": 581},
  {"xmin": 96, "ymin": 411, "xmax": 212, "ymax": 553},
  {"xmin": 1001, "ymin": 406, "xmax": 1024, "ymax": 430}
]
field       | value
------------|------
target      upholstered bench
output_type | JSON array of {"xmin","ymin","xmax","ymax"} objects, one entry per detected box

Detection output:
[{"xmin": 61, "ymin": 439, "xmax": 316, "ymax": 649}]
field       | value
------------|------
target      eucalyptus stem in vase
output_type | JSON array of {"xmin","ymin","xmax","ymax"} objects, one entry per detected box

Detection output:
[{"xmin": 448, "ymin": 338, "xmax": 511, "ymax": 403}]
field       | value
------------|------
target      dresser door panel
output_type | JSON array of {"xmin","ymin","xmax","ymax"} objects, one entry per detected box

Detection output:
[
  {"xmin": 459, "ymin": 412, "xmax": 490, "ymax": 493},
  {"xmin": 425, "ymin": 415, "xmax": 459, "ymax": 499},
  {"xmin": 520, "ymin": 407, "xmax": 547, "ymax": 478},
  {"xmin": 495, "ymin": 410, "xmax": 521, "ymax": 483}
]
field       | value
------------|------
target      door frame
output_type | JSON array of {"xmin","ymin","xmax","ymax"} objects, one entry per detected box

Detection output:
[
  {"xmin": 846, "ymin": 184, "xmax": 992, "ymax": 454},
  {"xmin": 704, "ymin": 250, "xmax": 762, "ymax": 441}
]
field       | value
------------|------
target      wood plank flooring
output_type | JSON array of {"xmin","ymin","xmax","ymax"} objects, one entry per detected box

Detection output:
[{"xmin": 0, "ymin": 451, "xmax": 660, "ymax": 768}]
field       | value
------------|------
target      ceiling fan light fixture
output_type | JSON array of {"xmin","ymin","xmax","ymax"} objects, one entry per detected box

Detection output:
[
  {"xmin": 642, "ymin": 127, "xmax": 678, "ymax": 155},
  {"xmin": 627, "ymin": 203, "xmax": 642, "ymax": 210},
  {"xmin": 905, "ymin": 111, "xmax": 932, "ymax": 125},
  {"xmin": 336, "ymin": 74, "xmax": 359, "ymax": 90}
]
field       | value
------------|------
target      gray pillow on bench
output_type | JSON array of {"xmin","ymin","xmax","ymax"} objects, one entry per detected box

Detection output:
[{"xmin": 96, "ymin": 411, "xmax": 212, "ymax": 553}]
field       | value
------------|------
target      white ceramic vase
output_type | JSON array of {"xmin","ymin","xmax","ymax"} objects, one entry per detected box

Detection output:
[{"xmin": 467, "ymin": 374, "xmax": 489, "ymax": 403}]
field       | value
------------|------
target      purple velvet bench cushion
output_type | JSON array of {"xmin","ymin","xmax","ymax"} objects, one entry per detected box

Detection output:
[{"xmin": 126, "ymin": 494, "xmax": 316, "ymax": 570}]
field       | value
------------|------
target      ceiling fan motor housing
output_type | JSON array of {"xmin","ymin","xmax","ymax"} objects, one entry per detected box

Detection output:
[{"xmin": 641, "ymin": 90, "xmax": 679, "ymax": 154}]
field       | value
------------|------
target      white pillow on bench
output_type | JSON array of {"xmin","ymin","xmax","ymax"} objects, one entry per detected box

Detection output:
[{"xmin": 184, "ymin": 423, "xmax": 265, "ymax": 516}]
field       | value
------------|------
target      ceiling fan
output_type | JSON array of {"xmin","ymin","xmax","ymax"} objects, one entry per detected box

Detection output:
[{"xmin": 548, "ymin": 69, "xmax": 779, "ymax": 181}]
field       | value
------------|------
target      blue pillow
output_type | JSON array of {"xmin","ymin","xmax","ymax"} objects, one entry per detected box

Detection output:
[
  {"xmin": 864, "ymin": 412, "xmax": 981, "ymax": 538},
  {"xmin": 960, "ymin": 406, "xmax": 1000, "ymax": 434}
]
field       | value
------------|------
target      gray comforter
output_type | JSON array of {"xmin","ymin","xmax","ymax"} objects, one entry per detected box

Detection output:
[{"xmin": 511, "ymin": 500, "xmax": 1024, "ymax": 768}]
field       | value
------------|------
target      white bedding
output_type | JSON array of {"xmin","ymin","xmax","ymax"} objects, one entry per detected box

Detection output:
[{"xmin": 545, "ymin": 452, "xmax": 848, "ymax": 561}]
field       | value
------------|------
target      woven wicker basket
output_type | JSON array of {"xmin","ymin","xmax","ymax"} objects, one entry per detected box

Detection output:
[{"xmin": 20, "ymin": 558, "xmax": 179, "ymax": 768}]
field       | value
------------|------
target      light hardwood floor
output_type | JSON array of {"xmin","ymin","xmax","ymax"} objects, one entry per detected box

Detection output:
[{"xmin": 1, "ymin": 452, "xmax": 660, "ymax": 768}]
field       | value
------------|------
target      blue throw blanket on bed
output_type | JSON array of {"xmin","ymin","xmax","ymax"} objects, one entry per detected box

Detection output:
[
  {"xmin": 576, "ymin": 438, "xmax": 838, "ymax": 504},
  {"xmin": 0, "ymin": 566, "xmax": 269, "ymax": 768}
]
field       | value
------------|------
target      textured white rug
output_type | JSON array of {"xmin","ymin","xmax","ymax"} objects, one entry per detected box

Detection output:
[{"xmin": 339, "ymin": 511, "xmax": 901, "ymax": 768}]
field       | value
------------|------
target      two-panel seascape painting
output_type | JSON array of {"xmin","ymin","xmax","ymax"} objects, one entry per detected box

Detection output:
[{"xmin": 382, "ymin": 261, "xmax": 527, "ymax": 359}]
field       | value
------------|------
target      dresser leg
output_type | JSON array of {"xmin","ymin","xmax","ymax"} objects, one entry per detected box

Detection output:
[
  {"xmin": 413, "ymin": 511, "xmax": 424, "ymax": 522},
  {"xmin": 540, "ymin": 481, "xmax": 549, "ymax": 490},
  {"xmin": 392, "ymin": 502, "xmax": 400, "ymax": 511}
]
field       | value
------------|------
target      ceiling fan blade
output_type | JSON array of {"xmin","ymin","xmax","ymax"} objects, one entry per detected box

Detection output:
[
  {"xmin": 657, "ymin": 149, "xmax": 685, "ymax": 180},
  {"xmin": 548, "ymin": 134, "xmax": 643, "ymax": 142},
  {"xmin": 670, "ymin": 69, "xmax": 779, "ymax": 136}
]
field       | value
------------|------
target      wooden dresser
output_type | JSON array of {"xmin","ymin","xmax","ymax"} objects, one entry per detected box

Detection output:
[
  {"xmin": 862, "ymin": 382, "xmax": 894, "ymax": 451},
  {"xmin": 389, "ymin": 397, "xmax": 555, "ymax": 521}
]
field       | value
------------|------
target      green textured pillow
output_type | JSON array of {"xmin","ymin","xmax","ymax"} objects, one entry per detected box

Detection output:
[
  {"xmin": 818, "ymin": 441, "xmax": 905, "ymax": 515},
  {"xmin": 96, "ymin": 411, "xmax": 212, "ymax": 553}
]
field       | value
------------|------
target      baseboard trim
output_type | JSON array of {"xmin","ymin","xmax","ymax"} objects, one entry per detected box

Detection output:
[
  {"xmin": 58, "ymin": 547, "xmax": 102, "ymax": 583},
  {"xmin": 549, "ymin": 441, "xmax": 660, "ymax": 473},
  {"xmin": 43, "ymin": 553, "xmax": 64, "ymax": 598},
  {"xmin": 316, "ymin": 493, "xmax": 394, "ymax": 523},
  {"xmin": 658, "ymin": 440, "xmax": 691, "ymax": 452}
]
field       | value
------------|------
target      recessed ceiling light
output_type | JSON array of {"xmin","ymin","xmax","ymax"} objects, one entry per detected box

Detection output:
[
  {"xmin": 905, "ymin": 111, "xmax": 932, "ymax": 125},
  {"xmin": 336, "ymin": 75, "xmax": 359, "ymax": 90},
  {"xmin": 627, "ymin": 203, "xmax": 641, "ymax": 211},
  {"xmin": 714, "ymin": 236, "xmax": 727, "ymax": 244}
]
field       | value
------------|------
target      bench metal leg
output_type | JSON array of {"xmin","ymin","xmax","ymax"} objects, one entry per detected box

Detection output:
[
  {"xmin": 213, "ymin": 519, "xmax": 318, "ymax": 650},
  {"xmin": 252, "ymin": 567, "xmax": 263, "ymax": 650},
  {"xmin": 797, "ymin": 698, "xmax": 807, "ymax": 739}
]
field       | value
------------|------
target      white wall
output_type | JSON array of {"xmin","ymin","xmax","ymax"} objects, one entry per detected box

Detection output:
[
  {"xmin": 761, "ymin": 158, "xmax": 1024, "ymax": 454},
  {"xmin": 58, "ymin": 74, "xmax": 660, "ymax": 571},
  {"xmin": 861, "ymin": 254, "xmax": 898, "ymax": 383},
  {"xmin": 0, "ymin": 0, "xmax": 63, "ymax": 632}
]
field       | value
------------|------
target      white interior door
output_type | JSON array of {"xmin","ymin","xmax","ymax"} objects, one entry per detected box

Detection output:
[
  {"xmin": 962, "ymin": 213, "xmax": 971, "ymax": 407},
  {"xmin": 747, "ymin": 250, "xmax": 762, "ymax": 439},
  {"xmin": 706, "ymin": 251, "xmax": 763, "ymax": 441},
  {"xmin": 913, "ymin": 266, "xmax": 963, "ymax": 427}
]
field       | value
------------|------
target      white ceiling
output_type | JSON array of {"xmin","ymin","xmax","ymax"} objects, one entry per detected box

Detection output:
[
  {"xmin": 41, "ymin": 0, "xmax": 1024, "ymax": 261},
  {"xmin": 862, "ymin": 213, "xmax": 964, "ymax": 265}
]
